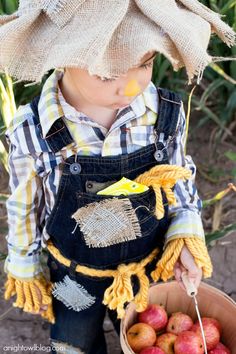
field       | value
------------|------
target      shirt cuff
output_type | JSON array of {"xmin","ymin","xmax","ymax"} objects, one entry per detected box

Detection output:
[
  {"xmin": 165, "ymin": 210, "xmax": 205, "ymax": 245},
  {"xmin": 4, "ymin": 251, "xmax": 43, "ymax": 280}
]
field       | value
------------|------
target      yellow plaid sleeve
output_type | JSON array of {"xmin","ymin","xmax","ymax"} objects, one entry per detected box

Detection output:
[{"xmin": 4, "ymin": 127, "xmax": 45, "ymax": 280}]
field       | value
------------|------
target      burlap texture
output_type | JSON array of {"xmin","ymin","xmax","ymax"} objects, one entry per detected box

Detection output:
[{"xmin": 0, "ymin": 0, "xmax": 235, "ymax": 83}]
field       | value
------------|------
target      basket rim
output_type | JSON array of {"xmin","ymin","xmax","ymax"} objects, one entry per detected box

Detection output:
[
  {"xmin": 120, "ymin": 280, "xmax": 236, "ymax": 354},
  {"xmin": 121, "ymin": 280, "xmax": 236, "ymax": 321}
]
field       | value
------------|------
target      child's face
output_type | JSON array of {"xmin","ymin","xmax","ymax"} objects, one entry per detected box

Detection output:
[{"xmin": 62, "ymin": 51, "xmax": 156, "ymax": 110}]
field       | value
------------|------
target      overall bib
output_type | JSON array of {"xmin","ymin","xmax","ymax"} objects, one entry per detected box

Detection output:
[{"xmin": 30, "ymin": 88, "xmax": 181, "ymax": 354}]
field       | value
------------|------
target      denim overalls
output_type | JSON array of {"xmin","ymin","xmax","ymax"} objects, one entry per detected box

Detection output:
[{"xmin": 30, "ymin": 88, "xmax": 181, "ymax": 354}]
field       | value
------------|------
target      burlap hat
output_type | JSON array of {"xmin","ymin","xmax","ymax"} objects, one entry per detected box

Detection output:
[{"xmin": 0, "ymin": 0, "xmax": 235, "ymax": 83}]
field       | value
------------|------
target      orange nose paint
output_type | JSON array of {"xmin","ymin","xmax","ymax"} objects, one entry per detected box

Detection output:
[{"xmin": 124, "ymin": 80, "xmax": 141, "ymax": 97}]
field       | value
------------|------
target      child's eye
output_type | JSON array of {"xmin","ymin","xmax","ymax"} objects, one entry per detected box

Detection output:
[
  {"xmin": 96, "ymin": 76, "xmax": 116, "ymax": 82},
  {"xmin": 140, "ymin": 62, "xmax": 153, "ymax": 69}
]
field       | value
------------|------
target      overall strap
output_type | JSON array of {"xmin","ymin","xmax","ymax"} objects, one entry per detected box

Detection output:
[
  {"xmin": 153, "ymin": 88, "xmax": 182, "ymax": 163},
  {"xmin": 156, "ymin": 87, "xmax": 182, "ymax": 140},
  {"xmin": 30, "ymin": 95, "xmax": 74, "ymax": 153}
]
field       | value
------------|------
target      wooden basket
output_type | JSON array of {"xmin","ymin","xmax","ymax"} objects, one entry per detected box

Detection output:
[{"xmin": 120, "ymin": 281, "xmax": 236, "ymax": 354}]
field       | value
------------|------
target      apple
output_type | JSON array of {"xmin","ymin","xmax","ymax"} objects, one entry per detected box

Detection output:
[
  {"xmin": 127, "ymin": 323, "xmax": 157, "ymax": 353},
  {"xmin": 140, "ymin": 347, "xmax": 165, "ymax": 354},
  {"xmin": 194, "ymin": 317, "xmax": 221, "ymax": 334},
  {"xmin": 209, "ymin": 342, "xmax": 231, "ymax": 354},
  {"xmin": 138, "ymin": 304, "xmax": 168, "ymax": 331},
  {"xmin": 156, "ymin": 333, "xmax": 177, "ymax": 354},
  {"xmin": 192, "ymin": 321, "xmax": 220, "ymax": 350},
  {"xmin": 174, "ymin": 331, "xmax": 204, "ymax": 354},
  {"xmin": 166, "ymin": 312, "xmax": 193, "ymax": 335}
]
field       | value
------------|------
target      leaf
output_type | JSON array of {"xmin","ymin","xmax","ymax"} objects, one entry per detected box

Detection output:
[
  {"xmin": 226, "ymin": 90, "xmax": 236, "ymax": 112},
  {"xmin": 232, "ymin": 168, "xmax": 236, "ymax": 177},
  {"xmin": 221, "ymin": 0, "xmax": 236, "ymax": 14},
  {"xmin": 199, "ymin": 78, "xmax": 225, "ymax": 108},
  {"xmin": 192, "ymin": 97, "xmax": 231, "ymax": 134},
  {"xmin": 205, "ymin": 223, "xmax": 236, "ymax": 246},
  {"xmin": 203, "ymin": 183, "xmax": 236, "ymax": 207},
  {"xmin": 212, "ymin": 201, "xmax": 222, "ymax": 232},
  {"xmin": 0, "ymin": 139, "xmax": 8, "ymax": 172},
  {"xmin": 0, "ymin": 251, "xmax": 7, "ymax": 261},
  {"xmin": 210, "ymin": 63, "xmax": 236, "ymax": 85},
  {"xmin": 225, "ymin": 150, "xmax": 236, "ymax": 161},
  {"xmin": 2, "ymin": 0, "xmax": 18, "ymax": 14},
  {"xmin": 0, "ymin": 193, "xmax": 9, "ymax": 203}
]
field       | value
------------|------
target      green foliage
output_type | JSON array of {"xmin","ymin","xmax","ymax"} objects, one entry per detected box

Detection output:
[
  {"xmin": 0, "ymin": 0, "xmax": 18, "ymax": 15},
  {"xmin": 0, "ymin": 0, "xmax": 235, "ymax": 246},
  {"xmin": 153, "ymin": 0, "xmax": 236, "ymax": 132},
  {"xmin": 225, "ymin": 150, "xmax": 236, "ymax": 161},
  {"xmin": 205, "ymin": 223, "xmax": 236, "ymax": 246}
]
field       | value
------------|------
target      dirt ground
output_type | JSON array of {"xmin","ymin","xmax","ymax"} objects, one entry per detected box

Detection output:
[{"xmin": 0, "ymin": 116, "xmax": 235, "ymax": 354}]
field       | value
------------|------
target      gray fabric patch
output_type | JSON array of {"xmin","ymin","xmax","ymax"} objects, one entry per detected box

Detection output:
[
  {"xmin": 72, "ymin": 198, "xmax": 142, "ymax": 248},
  {"xmin": 52, "ymin": 275, "xmax": 96, "ymax": 312}
]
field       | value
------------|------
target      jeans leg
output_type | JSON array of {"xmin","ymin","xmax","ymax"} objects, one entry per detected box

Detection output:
[
  {"xmin": 50, "ymin": 296, "xmax": 107, "ymax": 354},
  {"xmin": 107, "ymin": 309, "xmax": 120, "ymax": 336}
]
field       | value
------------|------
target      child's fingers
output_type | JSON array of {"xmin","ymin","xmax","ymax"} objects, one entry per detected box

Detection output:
[
  {"xmin": 173, "ymin": 261, "xmax": 181, "ymax": 281},
  {"xmin": 179, "ymin": 245, "xmax": 203, "ymax": 289},
  {"xmin": 188, "ymin": 267, "xmax": 202, "ymax": 290},
  {"xmin": 27, "ymin": 285, "xmax": 48, "ymax": 314},
  {"xmin": 174, "ymin": 262, "xmax": 186, "ymax": 291},
  {"xmin": 27, "ymin": 305, "xmax": 48, "ymax": 315}
]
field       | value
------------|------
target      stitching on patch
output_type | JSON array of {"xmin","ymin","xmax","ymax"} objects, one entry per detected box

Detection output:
[
  {"xmin": 52, "ymin": 275, "xmax": 96, "ymax": 312},
  {"xmin": 72, "ymin": 198, "xmax": 142, "ymax": 247}
]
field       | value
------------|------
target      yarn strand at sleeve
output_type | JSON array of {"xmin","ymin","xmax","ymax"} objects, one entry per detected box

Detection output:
[
  {"xmin": 4, "ymin": 274, "xmax": 55, "ymax": 323},
  {"xmin": 151, "ymin": 237, "xmax": 213, "ymax": 282}
]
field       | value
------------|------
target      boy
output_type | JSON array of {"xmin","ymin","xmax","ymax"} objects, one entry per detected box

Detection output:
[{"xmin": 0, "ymin": 1, "xmax": 234, "ymax": 353}]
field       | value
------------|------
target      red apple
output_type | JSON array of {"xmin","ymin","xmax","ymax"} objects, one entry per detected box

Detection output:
[
  {"xmin": 166, "ymin": 312, "xmax": 193, "ymax": 335},
  {"xmin": 192, "ymin": 321, "xmax": 220, "ymax": 350},
  {"xmin": 156, "ymin": 333, "xmax": 177, "ymax": 354},
  {"xmin": 194, "ymin": 317, "xmax": 221, "ymax": 334},
  {"xmin": 127, "ymin": 323, "xmax": 157, "ymax": 353},
  {"xmin": 138, "ymin": 304, "xmax": 168, "ymax": 331},
  {"xmin": 209, "ymin": 342, "xmax": 231, "ymax": 354},
  {"xmin": 174, "ymin": 331, "xmax": 204, "ymax": 354},
  {"xmin": 140, "ymin": 347, "xmax": 165, "ymax": 354}
]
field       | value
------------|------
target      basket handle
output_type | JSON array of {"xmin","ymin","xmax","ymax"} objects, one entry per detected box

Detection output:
[{"xmin": 181, "ymin": 272, "xmax": 198, "ymax": 297}]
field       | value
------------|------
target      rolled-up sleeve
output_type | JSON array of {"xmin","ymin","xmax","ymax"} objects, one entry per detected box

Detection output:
[
  {"xmin": 165, "ymin": 103, "xmax": 205, "ymax": 244},
  {"xmin": 4, "ymin": 126, "xmax": 45, "ymax": 280}
]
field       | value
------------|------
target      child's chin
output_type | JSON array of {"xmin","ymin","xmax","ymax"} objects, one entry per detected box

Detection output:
[{"xmin": 112, "ymin": 101, "xmax": 131, "ymax": 109}]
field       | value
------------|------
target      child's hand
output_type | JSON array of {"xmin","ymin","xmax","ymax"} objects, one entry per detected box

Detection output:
[
  {"xmin": 28, "ymin": 284, "xmax": 48, "ymax": 315},
  {"xmin": 174, "ymin": 245, "xmax": 202, "ymax": 291}
]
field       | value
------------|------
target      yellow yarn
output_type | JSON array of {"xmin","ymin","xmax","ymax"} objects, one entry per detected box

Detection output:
[
  {"xmin": 45, "ymin": 164, "xmax": 194, "ymax": 318},
  {"xmin": 47, "ymin": 240, "xmax": 159, "ymax": 319},
  {"xmin": 134, "ymin": 164, "xmax": 191, "ymax": 219},
  {"xmin": 151, "ymin": 237, "xmax": 213, "ymax": 282},
  {"xmin": 4, "ymin": 274, "xmax": 55, "ymax": 324},
  {"xmin": 3, "ymin": 164, "xmax": 206, "ymax": 322}
]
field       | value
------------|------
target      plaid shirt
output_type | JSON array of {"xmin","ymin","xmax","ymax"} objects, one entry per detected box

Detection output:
[{"xmin": 5, "ymin": 70, "xmax": 204, "ymax": 279}]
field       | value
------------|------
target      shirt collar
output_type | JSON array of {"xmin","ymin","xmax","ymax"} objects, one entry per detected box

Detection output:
[
  {"xmin": 38, "ymin": 69, "xmax": 65, "ymax": 138},
  {"xmin": 38, "ymin": 69, "xmax": 158, "ymax": 138},
  {"xmin": 130, "ymin": 81, "xmax": 158, "ymax": 117}
]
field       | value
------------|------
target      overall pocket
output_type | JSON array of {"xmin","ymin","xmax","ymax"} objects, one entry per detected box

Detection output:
[{"xmin": 73, "ymin": 187, "xmax": 161, "ymax": 248}]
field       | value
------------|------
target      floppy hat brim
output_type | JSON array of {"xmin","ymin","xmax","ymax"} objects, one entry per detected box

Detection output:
[{"xmin": 0, "ymin": 0, "xmax": 235, "ymax": 83}]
